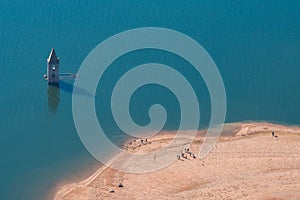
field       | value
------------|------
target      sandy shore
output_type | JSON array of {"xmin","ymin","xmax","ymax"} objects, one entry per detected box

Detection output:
[{"xmin": 53, "ymin": 122, "xmax": 300, "ymax": 200}]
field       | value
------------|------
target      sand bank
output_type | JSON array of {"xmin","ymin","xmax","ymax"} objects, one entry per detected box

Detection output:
[{"xmin": 53, "ymin": 122, "xmax": 300, "ymax": 200}]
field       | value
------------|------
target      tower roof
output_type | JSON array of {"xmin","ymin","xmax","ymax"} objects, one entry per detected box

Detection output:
[{"xmin": 47, "ymin": 48, "xmax": 59, "ymax": 63}]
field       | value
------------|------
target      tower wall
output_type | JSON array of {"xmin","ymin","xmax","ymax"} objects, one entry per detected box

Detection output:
[
  {"xmin": 47, "ymin": 62, "xmax": 59, "ymax": 84},
  {"xmin": 46, "ymin": 48, "xmax": 60, "ymax": 84}
]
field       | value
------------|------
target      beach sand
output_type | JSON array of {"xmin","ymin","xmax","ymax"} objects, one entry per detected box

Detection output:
[{"xmin": 54, "ymin": 122, "xmax": 300, "ymax": 200}]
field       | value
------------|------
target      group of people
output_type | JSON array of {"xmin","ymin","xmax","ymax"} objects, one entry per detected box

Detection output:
[
  {"xmin": 177, "ymin": 147, "xmax": 196, "ymax": 160},
  {"xmin": 140, "ymin": 139, "xmax": 148, "ymax": 145}
]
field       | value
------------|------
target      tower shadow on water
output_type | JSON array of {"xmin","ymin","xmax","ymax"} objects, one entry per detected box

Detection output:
[{"xmin": 46, "ymin": 80, "xmax": 94, "ymax": 113}]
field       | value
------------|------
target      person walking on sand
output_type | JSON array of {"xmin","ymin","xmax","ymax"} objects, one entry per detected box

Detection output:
[{"xmin": 272, "ymin": 131, "xmax": 275, "ymax": 137}]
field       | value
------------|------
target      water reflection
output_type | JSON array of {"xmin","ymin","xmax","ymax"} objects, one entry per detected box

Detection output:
[
  {"xmin": 47, "ymin": 84, "xmax": 60, "ymax": 113},
  {"xmin": 60, "ymin": 81, "xmax": 94, "ymax": 98}
]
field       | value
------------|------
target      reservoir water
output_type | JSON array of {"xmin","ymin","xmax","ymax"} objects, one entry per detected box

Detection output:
[{"xmin": 0, "ymin": 1, "xmax": 299, "ymax": 199}]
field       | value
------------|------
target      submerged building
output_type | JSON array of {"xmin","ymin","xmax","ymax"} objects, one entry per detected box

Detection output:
[{"xmin": 46, "ymin": 48, "xmax": 60, "ymax": 84}]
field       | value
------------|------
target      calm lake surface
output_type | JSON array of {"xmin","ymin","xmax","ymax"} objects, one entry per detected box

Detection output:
[{"xmin": 0, "ymin": 1, "xmax": 299, "ymax": 199}]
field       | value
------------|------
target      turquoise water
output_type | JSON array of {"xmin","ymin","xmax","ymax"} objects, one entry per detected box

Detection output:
[{"xmin": 1, "ymin": 1, "xmax": 300, "ymax": 199}]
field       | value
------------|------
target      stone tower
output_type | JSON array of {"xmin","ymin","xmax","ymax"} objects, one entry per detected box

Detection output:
[{"xmin": 47, "ymin": 48, "xmax": 60, "ymax": 84}]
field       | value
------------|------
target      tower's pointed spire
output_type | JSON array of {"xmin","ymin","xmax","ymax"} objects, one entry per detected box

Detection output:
[{"xmin": 47, "ymin": 48, "xmax": 59, "ymax": 63}]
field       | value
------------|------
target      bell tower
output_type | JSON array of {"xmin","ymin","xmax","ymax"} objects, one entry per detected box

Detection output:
[{"xmin": 46, "ymin": 48, "xmax": 60, "ymax": 84}]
